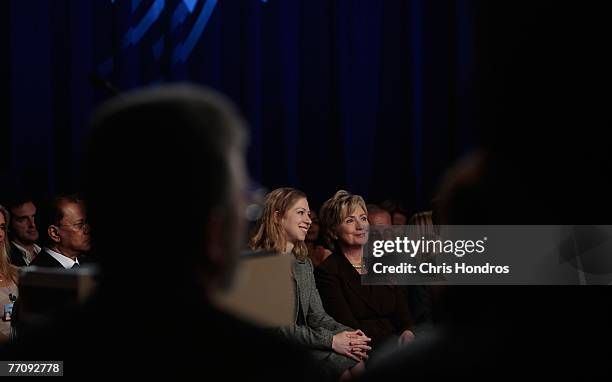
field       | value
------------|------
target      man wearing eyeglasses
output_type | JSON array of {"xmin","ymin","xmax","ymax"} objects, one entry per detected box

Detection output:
[{"xmin": 31, "ymin": 195, "xmax": 91, "ymax": 269}]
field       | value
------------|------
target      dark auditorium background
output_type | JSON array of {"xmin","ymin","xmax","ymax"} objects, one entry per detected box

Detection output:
[
  {"xmin": 1, "ymin": 0, "xmax": 611, "ymax": 214},
  {"xmin": 2, "ymin": 1, "xmax": 612, "ymax": 377},
  {"xmin": 1, "ymin": 0, "xmax": 522, "ymax": 210}
]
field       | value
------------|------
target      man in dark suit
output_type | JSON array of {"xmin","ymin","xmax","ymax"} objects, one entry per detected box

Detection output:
[
  {"xmin": 2, "ymin": 85, "xmax": 320, "ymax": 380},
  {"xmin": 5, "ymin": 197, "xmax": 41, "ymax": 267},
  {"xmin": 30, "ymin": 196, "xmax": 90, "ymax": 269}
]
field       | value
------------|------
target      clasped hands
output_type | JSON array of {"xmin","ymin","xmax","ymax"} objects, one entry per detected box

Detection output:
[{"xmin": 332, "ymin": 330, "xmax": 372, "ymax": 362}]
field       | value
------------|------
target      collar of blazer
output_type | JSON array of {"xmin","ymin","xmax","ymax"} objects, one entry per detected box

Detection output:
[
  {"xmin": 291, "ymin": 257, "xmax": 310, "ymax": 318},
  {"xmin": 333, "ymin": 250, "xmax": 384, "ymax": 316}
]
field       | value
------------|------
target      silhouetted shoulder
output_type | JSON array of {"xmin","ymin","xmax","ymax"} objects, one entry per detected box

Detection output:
[{"xmin": 1, "ymin": 295, "xmax": 320, "ymax": 379}]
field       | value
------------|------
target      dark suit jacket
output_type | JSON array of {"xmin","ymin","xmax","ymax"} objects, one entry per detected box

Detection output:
[
  {"xmin": 8, "ymin": 242, "xmax": 28, "ymax": 267},
  {"xmin": 29, "ymin": 249, "xmax": 65, "ymax": 268},
  {"xmin": 315, "ymin": 250, "xmax": 413, "ymax": 348}
]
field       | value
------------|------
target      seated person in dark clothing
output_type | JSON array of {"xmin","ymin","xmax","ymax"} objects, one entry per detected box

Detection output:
[
  {"xmin": 366, "ymin": 204, "xmax": 391, "ymax": 226},
  {"xmin": 31, "ymin": 195, "xmax": 90, "ymax": 269},
  {"xmin": 305, "ymin": 210, "xmax": 333, "ymax": 268},
  {"xmin": 380, "ymin": 200, "xmax": 409, "ymax": 226},
  {"xmin": 5, "ymin": 196, "xmax": 41, "ymax": 267},
  {"xmin": 316, "ymin": 190, "xmax": 415, "ymax": 351}
]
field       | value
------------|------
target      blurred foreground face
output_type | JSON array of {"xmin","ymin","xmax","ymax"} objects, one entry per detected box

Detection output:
[
  {"xmin": 336, "ymin": 206, "xmax": 369, "ymax": 247},
  {"xmin": 280, "ymin": 198, "xmax": 312, "ymax": 245},
  {"xmin": 9, "ymin": 201, "xmax": 39, "ymax": 244}
]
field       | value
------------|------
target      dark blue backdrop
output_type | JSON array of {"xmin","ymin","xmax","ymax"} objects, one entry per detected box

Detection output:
[{"xmin": 2, "ymin": 0, "xmax": 477, "ymax": 211}]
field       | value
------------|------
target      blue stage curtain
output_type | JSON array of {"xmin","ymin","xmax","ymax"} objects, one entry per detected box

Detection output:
[{"xmin": 2, "ymin": 0, "xmax": 476, "ymax": 212}]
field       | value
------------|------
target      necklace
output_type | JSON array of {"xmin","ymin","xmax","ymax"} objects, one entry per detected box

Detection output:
[
  {"xmin": 345, "ymin": 253, "xmax": 366, "ymax": 272},
  {"xmin": 350, "ymin": 262, "xmax": 367, "ymax": 275},
  {"xmin": 351, "ymin": 263, "xmax": 368, "ymax": 274}
]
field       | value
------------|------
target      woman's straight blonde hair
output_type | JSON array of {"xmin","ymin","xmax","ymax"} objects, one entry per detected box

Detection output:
[{"xmin": 249, "ymin": 188, "xmax": 309, "ymax": 261}]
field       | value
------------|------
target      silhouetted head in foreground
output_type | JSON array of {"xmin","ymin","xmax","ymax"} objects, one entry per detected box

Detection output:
[
  {"xmin": 4, "ymin": 85, "xmax": 321, "ymax": 380},
  {"xmin": 83, "ymin": 84, "xmax": 248, "ymax": 299},
  {"xmin": 437, "ymin": 3, "xmax": 612, "ymax": 224}
]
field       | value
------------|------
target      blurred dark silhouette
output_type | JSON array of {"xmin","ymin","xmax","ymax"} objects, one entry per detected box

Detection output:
[
  {"xmin": 363, "ymin": 2, "xmax": 612, "ymax": 380},
  {"xmin": 438, "ymin": 1, "xmax": 612, "ymax": 224},
  {"xmin": 1, "ymin": 84, "xmax": 319, "ymax": 379}
]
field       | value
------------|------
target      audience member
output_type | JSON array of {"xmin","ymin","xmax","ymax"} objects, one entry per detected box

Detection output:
[
  {"xmin": 316, "ymin": 191, "xmax": 414, "ymax": 352},
  {"xmin": 5, "ymin": 197, "xmax": 40, "ymax": 267},
  {"xmin": 363, "ymin": 4, "xmax": 612, "ymax": 379},
  {"xmin": 366, "ymin": 204, "xmax": 391, "ymax": 226},
  {"xmin": 380, "ymin": 200, "xmax": 409, "ymax": 225},
  {"xmin": 305, "ymin": 210, "xmax": 320, "ymax": 244},
  {"xmin": 30, "ymin": 196, "xmax": 90, "ymax": 269},
  {"xmin": 404, "ymin": 210, "xmax": 441, "ymax": 325},
  {"xmin": 306, "ymin": 210, "xmax": 333, "ymax": 267}
]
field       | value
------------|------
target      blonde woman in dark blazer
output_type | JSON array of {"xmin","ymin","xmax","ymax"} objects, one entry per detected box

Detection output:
[
  {"xmin": 250, "ymin": 188, "xmax": 371, "ymax": 380},
  {"xmin": 316, "ymin": 191, "xmax": 415, "ymax": 351}
]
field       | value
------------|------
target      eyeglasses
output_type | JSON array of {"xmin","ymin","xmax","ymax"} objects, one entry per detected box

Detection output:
[{"xmin": 56, "ymin": 221, "xmax": 90, "ymax": 232}]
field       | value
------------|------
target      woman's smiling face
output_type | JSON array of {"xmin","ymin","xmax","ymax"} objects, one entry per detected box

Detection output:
[
  {"xmin": 336, "ymin": 206, "xmax": 369, "ymax": 247},
  {"xmin": 280, "ymin": 197, "xmax": 312, "ymax": 245}
]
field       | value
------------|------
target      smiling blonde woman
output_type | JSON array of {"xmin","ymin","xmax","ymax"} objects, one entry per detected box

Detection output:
[{"xmin": 316, "ymin": 190, "xmax": 415, "ymax": 351}]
